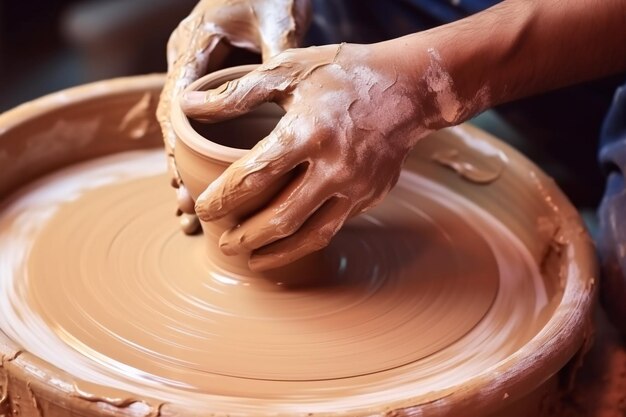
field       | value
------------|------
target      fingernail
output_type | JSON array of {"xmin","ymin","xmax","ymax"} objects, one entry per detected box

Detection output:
[
  {"xmin": 219, "ymin": 241, "xmax": 238, "ymax": 256},
  {"xmin": 219, "ymin": 232, "xmax": 241, "ymax": 256},
  {"xmin": 248, "ymin": 256, "xmax": 273, "ymax": 272},
  {"xmin": 194, "ymin": 198, "xmax": 215, "ymax": 221},
  {"xmin": 194, "ymin": 181, "xmax": 226, "ymax": 221}
]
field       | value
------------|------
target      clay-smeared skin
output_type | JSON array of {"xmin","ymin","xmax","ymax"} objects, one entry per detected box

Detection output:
[
  {"xmin": 182, "ymin": 44, "xmax": 456, "ymax": 270},
  {"xmin": 156, "ymin": 0, "xmax": 311, "ymax": 231},
  {"xmin": 0, "ymin": 150, "xmax": 555, "ymax": 415},
  {"xmin": 179, "ymin": 0, "xmax": 626, "ymax": 270}
]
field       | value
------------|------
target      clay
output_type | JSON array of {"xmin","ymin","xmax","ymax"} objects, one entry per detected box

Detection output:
[
  {"xmin": 0, "ymin": 75, "xmax": 597, "ymax": 417},
  {"xmin": 172, "ymin": 65, "xmax": 310, "ymax": 276},
  {"xmin": 0, "ymin": 149, "xmax": 554, "ymax": 412},
  {"xmin": 431, "ymin": 126, "xmax": 508, "ymax": 184}
]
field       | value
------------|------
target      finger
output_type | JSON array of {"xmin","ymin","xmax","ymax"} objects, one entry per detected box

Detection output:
[
  {"xmin": 218, "ymin": 165, "xmax": 327, "ymax": 255},
  {"xmin": 258, "ymin": 23, "xmax": 298, "ymax": 62},
  {"xmin": 180, "ymin": 66, "xmax": 291, "ymax": 123},
  {"xmin": 158, "ymin": 29, "xmax": 223, "ymax": 180},
  {"xmin": 256, "ymin": 0, "xmax": 312, "ymax": 61},
  {"xmin": 166, "ymin": 35, "xmax": 223, "ymax": 95},
  {"xmin": 194, "ymin": 127, "xmax": 303, "ymax": 222},
  {"xmin": 176, "ymin": 184, "xmax": 195, "ymax": 214},
  {"xmin": 248, "ymin": 197, "xmax": 352, "ymax": 271},
  {"xmin": 159, "ymin": 21, "xmax": 223, "ymax": 148},
  {"xmin": 179, "ymin": 213, "xmax": 201, "ymax": 235}
]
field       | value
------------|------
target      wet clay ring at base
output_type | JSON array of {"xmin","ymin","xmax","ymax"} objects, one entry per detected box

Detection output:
[{"xmin": 0, "ymin": 72, "xmax": 597, "ymax": 417}]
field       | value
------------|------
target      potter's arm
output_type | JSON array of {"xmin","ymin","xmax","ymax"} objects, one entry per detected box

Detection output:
[
  {"xmin": 156, "ymin": 0, "xmax": 311, "ymax": 232},
  {"xmin": 393, "ymin": 0, "xmax": 626, "ymax": 117},
  {"xmin": 183, "ymin": 0, "xmax": 626, "ymax": 271}
]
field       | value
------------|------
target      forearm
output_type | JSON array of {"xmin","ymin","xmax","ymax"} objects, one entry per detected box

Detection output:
[{"xmin": 381, "ymin": 0, "xmax": 626, "ymax": 127}]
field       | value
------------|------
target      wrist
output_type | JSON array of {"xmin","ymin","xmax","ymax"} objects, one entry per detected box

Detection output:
[
  {"xmin": 375, "ymin": 0, "xmax": 538, "ymax": 129},
  {"xmin": 371, "ymin": 34, "xmax": 479, "ymax": 131}
]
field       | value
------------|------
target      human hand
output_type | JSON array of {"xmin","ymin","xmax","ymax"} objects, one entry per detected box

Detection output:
[
  {"xmin": 156, "ymin": 0, "xmax": 311, "ymax": 232},
  {"xmin": 181, "ymin": 42, "xmax": 463, "ymax": 270}
]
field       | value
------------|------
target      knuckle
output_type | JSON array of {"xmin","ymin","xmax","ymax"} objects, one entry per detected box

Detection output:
[
  {"xmin": 274, "ymin": 219, "xmax": 299, "ymax": 238},
  {"xmin": 272, "ymin": 205, "xmax": 302, "ymax": 236},
  {"xmin": 240, "ymin": 170, "xmax": 268, "ymax": 190}
]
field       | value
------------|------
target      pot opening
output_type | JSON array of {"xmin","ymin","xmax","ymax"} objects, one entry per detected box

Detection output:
[{"xmin": 188, "ymin": 102, "xmax": 285, "ymax": 150}]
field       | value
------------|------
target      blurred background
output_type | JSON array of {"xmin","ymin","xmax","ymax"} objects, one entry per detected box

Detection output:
[
  {"xmin": 0, "ymin": 0, "xmax": 623, "ymax": 219},
  {"xmin": 0, "ymin": 0, "xmax": 196, "ymax": 111}
]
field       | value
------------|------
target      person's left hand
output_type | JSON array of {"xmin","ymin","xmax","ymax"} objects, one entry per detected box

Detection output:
[{"xmin": 156, "ymin": 0, "xmax": 311, "ymax": 232}]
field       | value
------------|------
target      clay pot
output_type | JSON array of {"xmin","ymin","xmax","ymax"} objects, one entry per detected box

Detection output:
[
  {"xmin": 0, "ymin": 74, "xmax": 597, "ymax": 417},
  {"xmin": 171, "ymin": 65, "xmax": 280, "ymax": 202},
  {"xmin": 171, "ymin": 65, "xmax": 325, "ymax": 280}
]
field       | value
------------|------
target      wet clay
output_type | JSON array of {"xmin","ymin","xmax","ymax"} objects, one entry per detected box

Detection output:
[
  {"xmin": 0, "ymin": 75, "xmax": 597, "ymax": 417},
  {"xmin": 0, "ymin": 148, "xmax": 553, "ymax": 413},
  {"xmin": 431, "ymin": 126, "xmax": 508, "ymax": 184}
]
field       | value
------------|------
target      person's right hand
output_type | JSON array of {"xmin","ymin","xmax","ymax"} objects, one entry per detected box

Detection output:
[
  {"xmin": 156, "ymin": 0, "xmax": 311, "ymax": 232},
  {"xmin": 181, "ymin": 42, "xmax": 471, "ymax": 270}
]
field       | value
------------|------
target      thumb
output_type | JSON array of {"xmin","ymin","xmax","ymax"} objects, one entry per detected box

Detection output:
[
  {"xmin": 260, "ymin": 35, "xmax": 294, "ymax": 63},
  {"xmin": 259, "ymin": 19, "xmax": 301, "ymax": 62},
  {"xmin": 180, "ymin": 68, "xmax": 290, "ymax": 123},
  {"xmin": 256, "ymin": 0, "xmax": 312, "ymax": 62}
]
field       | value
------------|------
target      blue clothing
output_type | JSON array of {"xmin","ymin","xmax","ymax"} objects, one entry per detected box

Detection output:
[
  {"xmin": 306, "ymin": 0, "xmax": 499, "ymax": 45},
  {"xmin": 598, "ymin": 83, "xmax": 626, "ymax": 333}
]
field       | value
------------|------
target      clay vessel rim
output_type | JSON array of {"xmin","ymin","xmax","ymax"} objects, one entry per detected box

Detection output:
[
  {"xmin": 171, "ymin": 65, "xmax": 261, "ymax": 164},
  {"xmin": 0, "ymin": 74, "xmax": 164, "ymax": 133}
]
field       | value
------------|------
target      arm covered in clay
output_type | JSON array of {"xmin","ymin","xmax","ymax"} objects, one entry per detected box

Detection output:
[
  {"xmin": 156, "ymin": 0, "xmax": 311, "ymax": 231},
  {"xmin": 183, "ymin": 0, "xmax": 626, "ymax": 271}
]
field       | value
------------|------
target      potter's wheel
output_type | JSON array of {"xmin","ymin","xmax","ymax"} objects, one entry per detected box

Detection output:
[
  {"xmin": 0, "ymin": 76, "xmax": 596, "ymax": 417},
  {"xmin": 0, "ymin": 148, "xmax": 548, "ymax": 409}
]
